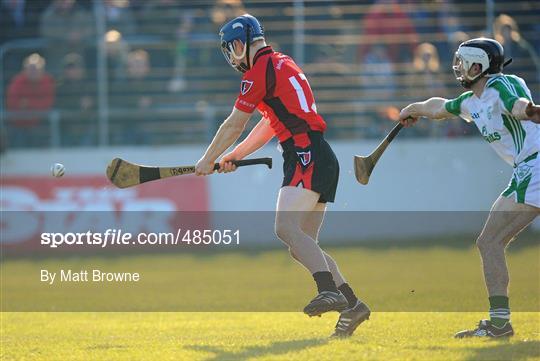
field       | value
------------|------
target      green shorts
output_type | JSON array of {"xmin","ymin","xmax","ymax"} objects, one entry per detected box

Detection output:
[{"xmin": 502, "ymin": 152, "xmax": 540, "ymax": 208}]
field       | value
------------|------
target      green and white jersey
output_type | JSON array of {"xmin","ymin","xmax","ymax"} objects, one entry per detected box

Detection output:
[{"xmin": 445, "ymin": 74, "xmax": 540, "ymax": 166}]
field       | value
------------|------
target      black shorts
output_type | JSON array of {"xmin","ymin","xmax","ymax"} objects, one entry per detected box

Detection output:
[{"xmin": 281, "ymin": 132, "xmax": 339, "ymax": 203}]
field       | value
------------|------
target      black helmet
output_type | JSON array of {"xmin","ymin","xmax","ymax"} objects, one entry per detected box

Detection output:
[
  {"xmin": 461, "ymin": 38, "xmax": 507, "ymax": 74},
  {"xmin": 452, "ymin": 37, "xmax": 511, "ymax": 88}
]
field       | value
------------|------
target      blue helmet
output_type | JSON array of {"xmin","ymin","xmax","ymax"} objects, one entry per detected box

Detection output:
[{"xmin": 219, "ymin": 14, "xmax": 265, "ymax": 73}]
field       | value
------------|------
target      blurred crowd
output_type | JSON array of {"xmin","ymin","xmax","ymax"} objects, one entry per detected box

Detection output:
[{"xmin": 1, "ymin": 0, "xmax": 539, "ymax": 149}]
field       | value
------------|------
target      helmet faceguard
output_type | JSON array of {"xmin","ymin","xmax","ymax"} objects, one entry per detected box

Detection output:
[
  {"xmin": 452, "ymin": 45, "xmax": 490, "ymax": 88},
  {"xmin": 220, "ymin": 25, "xmax": 251, "ymax": 73},
  {"xmin": 219, "ymin": 14, "xmax": 264, "ymax": 73}
]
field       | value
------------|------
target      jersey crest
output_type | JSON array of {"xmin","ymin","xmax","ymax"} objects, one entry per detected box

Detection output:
[
  {"xmin": 296, "ymin": 151, "xmax": 312, "ymax": 166},
  {"xmin": 240, "ymin": 80, "xmax": 254, "ymax": 95},
  {"xmin": 515, "ymin": 163, "xmax": 532, "ymax": 181}
]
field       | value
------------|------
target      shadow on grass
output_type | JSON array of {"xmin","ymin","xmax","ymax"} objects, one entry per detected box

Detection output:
[
  {"xmin": 464, "ymin": 339, "xmax": 540, "ymax": 361},
  {"xmin": 185, "ymin": 337, "xmax": 327, "ymax": 361}
]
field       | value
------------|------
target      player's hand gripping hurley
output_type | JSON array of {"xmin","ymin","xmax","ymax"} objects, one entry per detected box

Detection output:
[{"xmin": 107, "ymin": 157, "xmax": 272, "ymax": 188}]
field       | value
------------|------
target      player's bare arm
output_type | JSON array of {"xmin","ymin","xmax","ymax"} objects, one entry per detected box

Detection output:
[
  {"xmin": 195, "ymin": 107, "xmax": 251, "ymax": 175},
  {"xmin": 219, "ymin": 117, "xmax": 274, "ymax": 173},
  {"xmin": 399, "ymin": 97, "xmax": 453, "ymax": 126},
  {"xmin": 512, "ymin": 98, "xmax": 540, "ymax": 124}
]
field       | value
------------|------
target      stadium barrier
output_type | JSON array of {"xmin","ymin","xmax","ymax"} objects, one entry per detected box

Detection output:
[{"xmin": 3, "ymin": 137, "xmax": 537, "ymax": 250}]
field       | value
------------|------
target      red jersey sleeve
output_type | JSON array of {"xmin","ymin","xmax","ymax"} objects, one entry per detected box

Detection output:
[{"xmin": 234, "ymin": 70, "xmax": 266, "ymax": 114}]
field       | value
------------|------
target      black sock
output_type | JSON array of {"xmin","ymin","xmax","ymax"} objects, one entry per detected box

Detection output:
[
  {"xmin": 312, "ymin": 271, "xmax": 338, "ymax": 293},
  {"xmin": 338, "ymin": 283, "xmax": 359, "ymax": 308}
]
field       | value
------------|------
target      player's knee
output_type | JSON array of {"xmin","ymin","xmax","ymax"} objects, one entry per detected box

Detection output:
[
  {"xmin": 274, "ymin": 220, "xmax": 285, "ymax": 241},
  {"xmin": 476, "ymin": 235, "xmax": 486, "ymax": 252},
  {"xmin": 476, "ymin": 233, "xmax": 504, "ymax": 252},
  {"xmin": 274, "ymin": 220, "xmax": 300, "ymax": 244},
  {"xmin": 274, "ymin": 221, "xmax": 292, "ymax": 242},
  {"xmin": 301, "ymin": 226, "xmax": 318, "ymax": 242},
  {"xmin": 289, "ymin": 248, "xmax": 300, "ymax": 262},
  {"xmin": 476, "ymin": 232, "xmax": 490, "ymax": 250}
]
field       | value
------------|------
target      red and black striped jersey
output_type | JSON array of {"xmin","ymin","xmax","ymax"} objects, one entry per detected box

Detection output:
[{"xmin": 234, "ymin": 46, "xmax": 327, "ymax": 146}]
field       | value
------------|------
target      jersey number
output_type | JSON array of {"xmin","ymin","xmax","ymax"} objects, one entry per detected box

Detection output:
[{"xmin": 288, "ymin": 73, "xmax": 317, "ymax": 113}]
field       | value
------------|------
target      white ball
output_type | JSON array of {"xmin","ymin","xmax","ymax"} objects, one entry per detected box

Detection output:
[{"xmin": 51, "ymin": 163, "xmax": 65, "ymax": 177}]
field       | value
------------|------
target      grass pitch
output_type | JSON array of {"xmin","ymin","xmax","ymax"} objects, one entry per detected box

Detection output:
[
  {"xmin": 2, "ymin": 312, "xmax": 539, "ymax": 361},
  {"xmin": 1, "ymin": 240, "xmax": 539, "ymax": 360}
]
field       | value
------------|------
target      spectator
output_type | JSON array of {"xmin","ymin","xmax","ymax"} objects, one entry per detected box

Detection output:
[
  {"xmin": 56, "ymin": 54, "xmax": 94, "ymax": 112},
  {"xmin": 357, "ymin": 0, "xmax": 419, "ymax": 65},
  {"xmin": 436, "ymin": 0, "xmax": 463, "ymax": 52},
  {"xmin": 432, "ymin": 1, "xmax": 467, "ymax": 66},
  {"xmin": 446, "ymin": 31, "xmax": 470, "ymax": 61},
  {"xmin": 190, "ymin": 0, "xmax": 246, "ymax": 69},
  {"xmin": 0, "ymin": 0, "xmax": 47, "ymax": 43},
  {"xmin": 6, "ymin": 53, "xmax": 55, "ymax": 148},
  {"xmin": 402, "ymin": 0, "xmax": 433, "ymax": 35},
  {"xmin": 110, "ymin": 49, "xmax": 153, "ymax": 144},
  {"xmin": 211, "ymin": 0, "xmax": 245, "ymax": 28},
  {"xmin": 493, "ymin": 14, "xmax": 539, "ymax": 76},
  {"xmin": 306, "ymin": 43, "xmax": 355, "ymax": 138},
  {"xmin": 304, "ymin": 1, "xmax": 346, "ymax": 64},
  {"xmin": 137, "ymin": 0, "xmax": 181, "ymax": 38},
  {"xmin": 1, "ymin": 0, "xmax": 28, "ymax": 43},
  {"xmin": 1, "ymin": 0, "xmax": 50, "ymax": 85},
  {"xmin": 104, "ymin": 0, "xmax": 137, "ymax": 37},
  {"xmin": 169, "ymin": 7, "xmax": 195, "ymax": 92},
  {"xmin": 408, "ymin": 43, "xmax": 449, "ymax": 136},
  {"xmin": 39, "ymin": 0, "xmax": 94, "ymax": 76},
  {"xmin": 105, "ymin": 29, "xmax": 130, "ymax": 81},
  {"xmin": 358, "ymin": 44, "xmax": 397, "ymax": 138},
  {"xmin": 125, "ymin": 49, "xmax": 153, "ymax": 109},
  {"xmin": 411, "ymin": 43, "xmax": 447, "ymax": 97},
  {"xmin": 137, "ymin": 0, "xmax": 195, "ymax": 92},
  {"xmin": 56, "ymin": 53, "xmax": 96, "ymax": 146},
  {"xmin": 359, "ymin": 44, "xmax": 396, "ymax": 101}
]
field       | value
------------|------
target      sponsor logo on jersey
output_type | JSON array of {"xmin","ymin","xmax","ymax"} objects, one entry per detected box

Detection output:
[
  {"xmin": 471, "ymin": 112, "xmax": 480, "ymax": 120},
  {"xmin": 481, "ymin": 126, "xmax": 501, "ymax": 143},
  {"xmin": 296, "ymin": 151, "xmax": 311, "ymax": 166},
  {"xmin": 237, "ymin": 99, "xmax": 255, "ymax": 109},
  {"xmin": 241, "ymin": 80, "xmax": 254, "ymax": 95}
]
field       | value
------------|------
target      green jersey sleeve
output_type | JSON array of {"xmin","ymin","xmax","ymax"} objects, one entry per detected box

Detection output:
[
  {"xmin": 444, "ymin": 91, "xmax": 473, "ymax": 117},
  {"xmin": 487, "ymin": 76, "xmax": 530, "ymax": 113}
]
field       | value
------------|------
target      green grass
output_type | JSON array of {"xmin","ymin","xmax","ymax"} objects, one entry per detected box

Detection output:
[
  {"xmin": 2, "ymin": 243, "xmax": 539, "ymax": 311},
  {"xmin": 1, "ymin": 312, "xmax": 539, "ymax": 360},
  {"xmin": 1, "ymin": 242, "xmax": 539, "ymax": 360}
]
